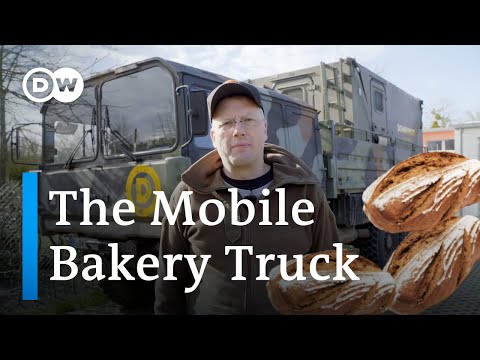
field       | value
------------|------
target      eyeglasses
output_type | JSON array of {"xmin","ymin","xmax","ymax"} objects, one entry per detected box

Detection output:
[{"xmin": 214, "ymin": 118, "xmax": 260, "ymax": 132}]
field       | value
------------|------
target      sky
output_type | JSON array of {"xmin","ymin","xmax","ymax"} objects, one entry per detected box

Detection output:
[{"xmin": 34, "ymin": 45, "xmax": 480, "ymax": 127}]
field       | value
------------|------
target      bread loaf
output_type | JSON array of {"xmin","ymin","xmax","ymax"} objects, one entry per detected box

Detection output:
[
  {"xmin": 362, "ymin": 151, "xmax": 480, "ymax": 233},
  {"xmin": 266, "ymin": 216, "xmax": 480, "ymax": 315},
  {"xmin": 385, "ymin": 215, "xmax": 480, "ymax": 315},
  {"xmin": 266, "ymin": 152, "xmax": 480, "ymax": 315},
  {"xmin": 266, "ymin": 250, "xmax": 396, "ymax": 315}
]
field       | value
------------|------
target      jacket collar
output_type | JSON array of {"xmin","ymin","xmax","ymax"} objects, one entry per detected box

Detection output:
[{"xmin": 181, "ymin": 143, "xmax": 319, "ymax": 194}]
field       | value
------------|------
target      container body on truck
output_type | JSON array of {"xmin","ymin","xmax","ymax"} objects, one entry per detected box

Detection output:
[{"xmin": 250, "ymin": 57, "xmax": 424, "ymax": 266}]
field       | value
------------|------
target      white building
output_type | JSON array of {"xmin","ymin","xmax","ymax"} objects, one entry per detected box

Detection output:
[
  {"xmin": 454, "ymin": 122, "xmax": 480, "ymax": 217},
  {"xmin": 454, "ymin": 122, "xmax": 480, "ymax": 159}
]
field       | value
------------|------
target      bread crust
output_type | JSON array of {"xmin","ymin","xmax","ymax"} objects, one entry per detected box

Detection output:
[
  {"xmin": 385, "ymin": 216, "xmax": 480, "ymax": 314},
  {"xmin": 363, "ymin": 151, "xmax": 480, "ymax": 233},
  {"xmin": 267, "ymin": 152, "xmax": 480, "ymax": 315},
  {"xmin": 266, "ymin": 250, "xmax": 396, "ymax": 315}
]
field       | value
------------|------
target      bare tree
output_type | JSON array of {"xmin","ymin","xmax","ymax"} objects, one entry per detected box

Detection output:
[
  {"xmin": 0, "ymin": 45, "xmax": 64, "ymax": 183},
  {"xmin": 0, "ymin": 45, "xmax": 110, "ymax": 184}
]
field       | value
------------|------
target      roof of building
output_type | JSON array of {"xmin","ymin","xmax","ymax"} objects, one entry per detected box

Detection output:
[
  {"xmin": 424, "ymin": 127, "xmax": 455, "ymax": 132},
  {"xmin": 452, "ymin": 122, "xmax": 480, "ymax": 129}
]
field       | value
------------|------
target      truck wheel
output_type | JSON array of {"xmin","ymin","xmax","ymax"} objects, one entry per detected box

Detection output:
[{"xmin": 357, "ymin": 224, "xmax": 406, "ymax": 268}]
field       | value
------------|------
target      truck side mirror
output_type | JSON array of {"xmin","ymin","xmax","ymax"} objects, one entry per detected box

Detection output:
[
  {"xmin": 10, "ymin": 123, "xmax": 42, "ymax": 166},
  {"xmin": 190, "ymin": 91, "xmax": 208, "ymax": 136}
]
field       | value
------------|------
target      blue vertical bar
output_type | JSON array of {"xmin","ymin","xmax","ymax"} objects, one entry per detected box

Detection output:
[{"xmin": 22, "ymin": 172, "xmax": 38, "ymax": 300}]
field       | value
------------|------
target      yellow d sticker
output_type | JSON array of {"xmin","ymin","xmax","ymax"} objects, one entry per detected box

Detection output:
[{"xmin": 126, "ymin": 165, "xmax": 161, "ymax": 217}]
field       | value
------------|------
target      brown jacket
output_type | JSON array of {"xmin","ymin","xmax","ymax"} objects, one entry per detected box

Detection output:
[{"xmin": 154, "ymin": 143, "xmax": 339, "ymax": 314}]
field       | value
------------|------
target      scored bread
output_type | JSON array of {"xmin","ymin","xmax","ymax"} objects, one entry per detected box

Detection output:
[
  {"xmin": 385, "ymin": 215, "xmax": 480, "ymax": 315},
  {"xmin": 266, "ymin": 216, "xmax": 480, "ymax": 315},
  {"xmin": 266, "ymin": 250, "xmax": 396, "ymax": 315},
  {"xmin": 362, "ymin": 151, "xmax": 480, "ymax": 233}
]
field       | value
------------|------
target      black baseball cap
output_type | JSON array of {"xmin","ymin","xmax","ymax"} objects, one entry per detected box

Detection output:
[{"xmin": 207, "ymin": 79, "xmax": 264, "ymax": 120}]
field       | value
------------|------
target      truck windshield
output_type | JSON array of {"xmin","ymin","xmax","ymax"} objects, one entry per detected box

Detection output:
[
  {"xmin": 101, "ymin": 66, "xmax": 177, "ymax": 157},
  {"xmin": 44, "ymin": 86, "xmax": 96, "ymax": 164}
]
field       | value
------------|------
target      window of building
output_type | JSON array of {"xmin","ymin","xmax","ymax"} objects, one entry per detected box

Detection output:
[
  {"xmin": 427, "ymin": 140, "xmax": 442, "ymax": 151},
  {"xmin": 445, "ymin": 139, "xmax": 455, "ymax": 150}
]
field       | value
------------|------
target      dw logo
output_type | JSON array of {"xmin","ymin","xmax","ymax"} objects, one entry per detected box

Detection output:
[{"xmin": 22, "ymin": 67, "xmax": 84, "ymax": 103}]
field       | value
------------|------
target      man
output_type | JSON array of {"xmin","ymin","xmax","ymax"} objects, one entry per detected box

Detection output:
[{"xmin": 154, "ymin": 80, "xmax": 339, "ymax": 314}]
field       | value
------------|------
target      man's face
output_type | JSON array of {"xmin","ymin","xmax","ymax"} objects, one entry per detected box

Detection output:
[{"xmin": 210, "ymin": 96, "xmax": 267, "ymax": 170}]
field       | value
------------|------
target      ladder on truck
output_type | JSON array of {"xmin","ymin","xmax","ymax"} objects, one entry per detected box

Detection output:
[{"xmin": 320, "ymin": 59, "xmax": 348, "ymax": 127}]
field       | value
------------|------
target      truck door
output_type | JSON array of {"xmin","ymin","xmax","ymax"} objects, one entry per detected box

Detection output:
[
  {"xmin": 284, "ymin": 105, "xmax": 325, "ymax": 185},
  {"xmin": 370, "ymin": 79, "xmax": 387, "ymax": 136}
]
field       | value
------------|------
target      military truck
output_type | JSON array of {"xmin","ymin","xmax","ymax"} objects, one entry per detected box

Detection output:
[
  {"xmin": 250, "ymin": 57, "xmax": 424, "ymax": 266},
  {"xmin": 12, "ymin": 56, "xmax": 423, "ymax": 307}
]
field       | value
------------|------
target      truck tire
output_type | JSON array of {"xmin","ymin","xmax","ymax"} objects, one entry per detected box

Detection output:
[{"xmin": 357, "ymin": 224, "xmax": 406, "ymax": 268}]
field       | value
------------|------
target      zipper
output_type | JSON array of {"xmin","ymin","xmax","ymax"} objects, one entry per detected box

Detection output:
[
  {"xmin": 241, "ymin": 181, "xmax": 293, "ymax": 313},
  {"xmin": 213, "ymin": 190, "xmax": 251, "ymax": 313},
  {"xmin": 213, "ymin": 179, "xmax": 314, "ymax": 314},
  {"xmin": 245, "ymin": 216, "xmax": 252, "ymax": 313},
  {"xmin": 237, "ymin": 203, "xmax": 252, "ymax": 313}
]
